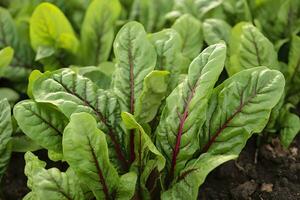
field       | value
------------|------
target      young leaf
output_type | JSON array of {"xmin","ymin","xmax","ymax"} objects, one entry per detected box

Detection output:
[
  {"xmin": 63, "ymin": 112, "xmax": 120, "ymax": 200},
  {"xmin": 33, "ymin": 168, "xmax": 85, "ymax": 200},
  {"xmin": 287, "ymin": 35, "xmax": 300, "ymax": 104},
  {"xmin": 80, "ymin": 0, "xmax": 121, "ymax": 65},
  {"xmin": 279, "ymin": 107, "xmax": 300, "ymax": 148},
  {"xmin": 227, "ymin": 22, "xmax": 279, "ymax": 75},
  {"xmin": 135, "ymin": 70, "xmax": 170, "ymax": 123},
  {"xmin": 163, "ymin": 67, "xmax": 285, "ymax": 200},
  {"xmin": 24, "ymin": 151, "xmax": 46, "ymax": 190},
  {"xmin": 27, "ymin": 70, "xmax": 44, "ymax": 99},
  {"xmin": 148, "ymin": 29, "xmax": 186, "ymax": 73},
  {"xmin": 172, "ymin": 0, "xmax": 223, "ymax": 19},
  {"xmin": 0, "ymin": 8, "xmax": 17, "ymax": 50},
  {"xmin": 121, "ymin": 112, "xmax": 165, "ymax": 198},
  {"xmin": 203, "ymin": 18, "xmax": 232, "ymax": 45},
  {"xmin": 115, "ymin": 172, "xmax": 137, "ymax": 200},
  {"xmin": 149, "ymin": 29, "xmax": 189, "ymax": 91},
  {"xmin": 113, "ymin": 21, "xmax": 156, "ymax": 114},
  {"xmin": 121, "ymin": 112, "xmax": 166, "ymax": 170},
  {"xmin": 0, "ymin": 47, "xmax": 14, "ymax": 69},
  {"xmin": 0, "ymin": 88, "xmax": 19, "ymax": 105},
  {"xmin": 129, "ymin": 0, "xmax": 173, "ymax": 32},
  {"xmin": 32, "ymin": 69, "xmax": 128, "ymax": 169},
  {"xmin": 30, "ymin": 3, "xmax": 78, "ymax": 54},
  {"xmin": 14, "ymin": 100, "xmax": 68, "ymax": 154},
  {"xmin": 171, "ymin": 14, "xmax": 203, "ymax": 61},
  {"xmin": 0, "ymin": 99, "xmax": 12, "ymax": 180},
  {"xmin": 155, "ymin": 43, "xmax": 226, "ymax": 183}
]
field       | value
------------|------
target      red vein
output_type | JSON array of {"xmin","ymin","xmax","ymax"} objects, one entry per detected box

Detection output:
[
  {"xmin": 89, "ymin": 139, "xmax": 111, "ymax": 200},
  {"xmin": 128, "ymin": 34, "xmax": 136, "ymax": 163},
  {"xmin": 202, "ymin": 92, "xmax": 257, "ymax": 153},
  {"xmin": 169, "ymin": 84, "xmax": 196, "ymax": 183},
  {"xmin": 53, "ymin": 78, "xmax": 129, "ymax": 169}
]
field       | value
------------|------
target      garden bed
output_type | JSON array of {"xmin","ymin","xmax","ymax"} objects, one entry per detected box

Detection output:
[{"xmin": 2, "ymin": 135, "xmax": 300, "ymax": 200}]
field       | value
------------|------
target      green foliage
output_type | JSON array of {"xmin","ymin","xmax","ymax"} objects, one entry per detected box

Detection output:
[
  {"xmin": 0, "ymin": 99, "xmax": 12, "ymax": 180},
  {"xmin": 0, "ymin": 0, "xmax": 299, "ymax": 199}
]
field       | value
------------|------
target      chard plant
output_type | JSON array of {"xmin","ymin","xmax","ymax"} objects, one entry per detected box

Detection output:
[{"xmin": 12, "ymin": 19, "xmax": 285, "ymax": 199}]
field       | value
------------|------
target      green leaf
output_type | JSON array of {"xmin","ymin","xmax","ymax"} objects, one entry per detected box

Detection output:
[
  {"xmin": 172, "ymin": 14, "xmax": 203, "ymax": 61},
  {"xmin": 0, "ymin": 46, "xmax": 14, "ymax": 69},
  {"xmin": 121, "ymin": 112, "xmax": 165, "ymax": 198},
  {"xmin": 0, "ymin": 88, "xmax": 19, "ymax": 105},
  {"xmin": 27, "ymin": 70, "xmax": 44, "ymax": 99},
  {"xmin": 155, "ymin": 43, "xmax": 226, "ymax": 182},
  {"xmin": 149, "ymin": 29, "xmax": 189, "ymax": 91},
  {"xmin": 287, "ymin": 35, "xmax": 300, "ymax": 104},
  {"xmin": 163, "ymin": 67, "xmax": 285, "ymax": 200},
  {"xmin": 80, "ymin": 0, "xmax": 121, "ymax": 65},
  {"xmin": 32, "ymin": 68, "xmax": 128, "ymax": 169},
  {"xmin": 172, "ymin": 0, "xmax": 223, "ymax": 19},
  {"xmin": 121, "ymin": 112, "xmax": 165, "ymax": 170},
  {"xmin": 113, "ymin": 21, "xmax": 156, "ymax": 114},
  {"xmin": 72, "ymin": 66, "xmax": 112, "ymax": 89},
  {"xmin": 115, "ymin": 172, "xmax": 137, "ymax": 200},
  {"xmin": 279, "ymin": 107, "xmax": 300, "ymax": 148},
  {"xmin": 24, "ymin": 151, "xmax": 46, "ymax": 190},
  {"xmin": 135, "ymin": 70, "xmax": 170, "ymax": 123},
  {"xmin": 11, "ymin": 135, "xmax": 41, "ymax": 152},
  {"xmin": 63, "ymin": 112, "xmax": 120, "ymax": 200},
  {"xmin": 0, "ymin": 99, "xmax": 12, "ymax": 180},
  {"xmin": 14, "ymin": 100, "xmax": 68, "ymax": 154},
  {"xmin": 203, "ymin": 18, "xmax": 231, "ymax": 45},
  {"xmin": 30, "ymin": 3, "xmax": 78, "ymax": 54},
  {"xmin": 227, "ymin": 22, "xmax": 279, "ymax": 75},
  {"xmin": 129, "ymin": 0, "xmax": 173, "ymax": 32},
  {"xmin": 33, "ymin": 168, "xmax": 85, "ymax": 200},
  {"xmin": 0, "ymin": 8, "xmax": 17, "ymax": 50},
  {"xmin": 35, "ymin": 46, "xmax": 56, "ymax": 61},
  {"xmin": 161, "ymin": 154, "xmax": 236, "ymax": 200}
]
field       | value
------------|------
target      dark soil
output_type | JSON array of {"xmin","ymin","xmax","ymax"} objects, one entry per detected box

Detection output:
[
  {"xmin": 199, "ymin": 135, "xmax": 300, "ymax": 200},
  {"xmin": 0, "ymin": 150, "xmax": 67, "ymax": 200},
  {"xmin": 1, "ymin": 136, "xmax": 300, "ymax": 200}
]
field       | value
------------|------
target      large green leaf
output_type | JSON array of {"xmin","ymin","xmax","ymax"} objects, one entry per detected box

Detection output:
[
  {"xmin": 162, "ymin": 67, "xmax": 285, "ymax": 200},
  {"xmin": 30, "ymin": 3, "xmax": 78, "ymax": 54},
  {"xmin": 0, "ymin": 99, "xmax": 12, "ymax": 180},
  {"xmin": 80, "ymin": 0, "xmax": 121, "ymax": 65},
  {"xmin": 203, "ymin": 18, "xmax": 231, "ymax": 45},
  {"xmin": 135, "ymin": 70, "xmax": 169, "ymax": 123},
  {"xmin": 33, "ymin": 168, "xmax": 85, "ymax": 200},
  {"xmin": 14, "ymin": 100, "xmax": 68, "ymax": 154},
  {"xmin": 63, "ymin": 113, "xmax": 131, "ymax": 200},
  {"xmin": 227, "ymin": 22, "xmax": 279, "ymax": 75},
  {"xmin": 113, "ymin": 21, "xmax": 156, "ymax": 114},
  {"xmin": 32, "ymin": 68, "xmax": 128, "ymax": 170},
  {"xmin": 155, "ymin": 43, "xmax": 226, "ymax": 183},
  {"xmin": 171, "ymin": 14, "xmax": 203, "ymax": 61}
]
